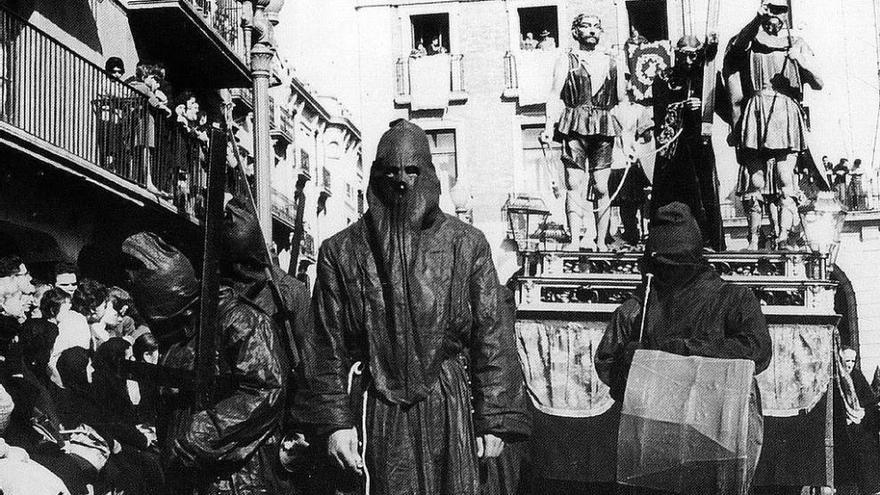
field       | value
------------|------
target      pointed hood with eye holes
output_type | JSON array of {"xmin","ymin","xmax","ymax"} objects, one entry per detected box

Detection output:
[{"xmin": 364, "ymin": 119, "xmax": 444, "ymax": 404}]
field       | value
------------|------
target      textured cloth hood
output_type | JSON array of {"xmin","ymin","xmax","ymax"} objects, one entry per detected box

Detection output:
[
  {"xmin": 122, "ymin": 232, "xmax": 199, "ymax": 327},
  {"xmin": 364, "ymin": 119, "xmax": 443, "ymax": 405},
  {"xmin": 647, "ymin": 202, "xmax": 704, "ymax": 265}
]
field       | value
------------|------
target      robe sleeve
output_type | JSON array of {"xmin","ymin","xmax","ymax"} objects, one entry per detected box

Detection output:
[
  {"xmin": 296, "ymin": 242, "xmax": 356, "ymax": 437},
  {"xmin": 173, "ymin": 306, "xmax": 287, "ymax": 467},
  {"xmin": 468, "ymin": 237, "xmax": 531, "ymax": 442},
  {"xmin": 661, "ymin": 286, "xmax": 772, "ymax": 374},
  {"xmin": 596, "ymin": 298, "xmax": 641, "ymax": 402}
]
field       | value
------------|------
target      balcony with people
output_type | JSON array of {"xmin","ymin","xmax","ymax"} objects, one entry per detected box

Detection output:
[
  {"xmin": 394, "ymin": 13, "xmax": 466, "ymax": 109},
  {"xmin": 122, "ymin": 0, "xmax": 250, "ymax": 88},
  {"xmin": 503, "ymin": 5, "xmax": 561, "ymax": 104},
  {"xmin": 0, "ymin": 6, "xmax": 248, "ymax": 224}
]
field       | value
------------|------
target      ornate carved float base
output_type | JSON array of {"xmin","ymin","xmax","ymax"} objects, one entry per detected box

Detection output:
[{"xmin": 515, "ymin": 250, "xmax": 839, "ymax": 488}]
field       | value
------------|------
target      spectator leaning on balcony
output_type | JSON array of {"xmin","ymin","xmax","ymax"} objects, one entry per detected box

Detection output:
[
  {"xmin": 127, "ymin": 62, "xmax": 172, "ymax": 195},
  {"xmin": 105, "ymin": 57, "xmax": 125, "ymax": 81}
]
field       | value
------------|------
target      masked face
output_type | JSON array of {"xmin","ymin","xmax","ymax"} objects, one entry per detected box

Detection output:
[
  {"xmin": 369, "ymin": 120, "xmax": 434, "ymax": 208},
  {"xmin": 372, "ymin": 160, "xmax": 421, "ymax": 205}
]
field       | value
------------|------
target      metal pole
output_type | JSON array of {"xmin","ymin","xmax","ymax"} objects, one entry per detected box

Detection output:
[{"xmin": 249, "ymin": 0, "xmax": 283, "ymax": 245}]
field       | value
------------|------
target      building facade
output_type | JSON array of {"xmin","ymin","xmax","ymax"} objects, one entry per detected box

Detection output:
[
  {"xmin": 231, "ymin": 57, "xmax": 363, "ymax": 284},
  {"xmin": 0, "ymin": 0, "xmax": 360, "ymax": 286},
  {"xmin": 282, "ymin": 0, "xmax": 880, "ymax": 375}
]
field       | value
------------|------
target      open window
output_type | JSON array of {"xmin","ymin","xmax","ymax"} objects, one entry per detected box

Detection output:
[
  {"xmin": 518, "ymin": 6, "xmax": 559, "ymax": 50},
  {"xmin": 426, "ymin": 129, "xmax": 457, "ymax": 186},
  {"xmin": 626, "ymin": 0, "xmax": 668, "ymax": 42},
  {"xmin": 411, "ymin": 13, "xmax": 450, "ymax": 55}
]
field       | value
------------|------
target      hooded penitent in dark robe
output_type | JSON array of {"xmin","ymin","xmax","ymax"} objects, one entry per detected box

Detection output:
[
  {"xmin": 651, "ymin": 37, "xmax": 725, "ymax": 251},
  {"xmin": 595, "ymin": 203, "xmax": 771, "ymax": 495},
  {"xmin": 596, "ymin": 203, "xmax": 772, "ymax": 401},
  {"xmin": 300, "ymin": 120, "xmax": 530, "ymax": 495},
  {"xmin": 221, "ymin": 197, "xmax": 311, "ymax": 420},
  {"xmin": 122, "ymin": 232, "xmax": 288, "ymax": 495}
]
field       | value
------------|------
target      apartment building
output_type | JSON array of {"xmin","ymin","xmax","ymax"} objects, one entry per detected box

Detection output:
[{"xmin": 0, "ymin": 0, "xmax": 362, "ymax": 285}]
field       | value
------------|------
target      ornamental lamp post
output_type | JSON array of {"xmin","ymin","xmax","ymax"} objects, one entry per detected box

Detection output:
[
  {"xmin": 504, "ymin": 194, "xmax": 550, "ymax": 252},
  {"xmin": 798, "ymin": 191, "xmax": 847, "ymax": 278}
]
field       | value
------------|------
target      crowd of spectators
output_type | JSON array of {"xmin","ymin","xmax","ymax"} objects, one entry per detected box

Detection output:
[
  {"xmin": 99, "ymin": 57, "xmax": 217, "ymax": 215},
  {"xmin": 822, "ymin": 155, "xmax": 871, "ymax": 211},
  {"xmin": 0, "ymin": 254, "xmax": 163, "ymax": 494}
]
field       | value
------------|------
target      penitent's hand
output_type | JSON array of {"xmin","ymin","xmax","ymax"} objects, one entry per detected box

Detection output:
[
  {"xmin": 328, "ymin": 427, "xmax": 364, "ymax": 476},
  {"xmin": 476, "ymin": 433, "xmax": 505, "ymax": 459}
]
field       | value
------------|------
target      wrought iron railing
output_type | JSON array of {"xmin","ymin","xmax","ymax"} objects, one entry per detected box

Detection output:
[
  {"xmin": 394, "ymin": 53, "xmax": 466, "ymax": 98},
  {"xmin": 0, "ymin": 7, "xmax": 209, "ymax": 219},
  {"xmin": 271, "ymin": 188, "xmax": 297, "ymax": 226},
  {"xmin": 189, "ymin": 0, "xmax": 247, "ymax": 59}
]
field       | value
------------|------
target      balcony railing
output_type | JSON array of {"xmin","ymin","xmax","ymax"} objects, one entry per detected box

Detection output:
[
  {"xmin": 124, "ymin": 0, "xmax": 249, "ymax": 87},
  {"xmin": 394, "ymin": 54, "xmax": 467, "ymax": 106},
  {"xmin": 0, "ymin": 7, "xmax": 211, "ymax": 220},
  {"xmin": 190, "ymin": 0, "xmax": 247, "ymax": 60},
  {"xmin": 271, "ymin": 188, "xmax": 298, "ymax": 228}
]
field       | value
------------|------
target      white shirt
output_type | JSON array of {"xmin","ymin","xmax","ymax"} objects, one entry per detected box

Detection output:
[{"xmin": 48, "ymin": 311, "xmax": 91, "ymax": 388}]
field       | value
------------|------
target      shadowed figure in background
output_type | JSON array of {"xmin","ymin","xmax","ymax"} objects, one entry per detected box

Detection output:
[
  {"xmin": 651, "ymin": 35, "xmax": 726, "ymax": 252},
  {"xmin": 300, "ymin": 119, "xmax": 530, "ymax": 495}
]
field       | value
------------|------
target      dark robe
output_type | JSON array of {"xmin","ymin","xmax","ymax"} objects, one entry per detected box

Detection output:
[
  {"xmin": 596, "ymin": 264, "xmax": 771, "ymax": 495},
  {"xmin": 596, "ymin": 265, "xmax": 771, "ymax": 402},
  {"xmin": 301, "ymin": 120, "xmax": 530, "ymax": 495},
  {"xmin": 834, "ymin": 368, "xmax": 880, "ymax": 494},
  {"xmin": 651, "ymin": 70, "xmax": 726, "ymax": 251},
  {"xmin": 123, "ymin": 231, "xmax": 288, "ymax": 495}
]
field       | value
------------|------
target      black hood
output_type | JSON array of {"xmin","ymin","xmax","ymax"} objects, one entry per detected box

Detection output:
[
  {"xmin": 122, "ymin": 232, "xmax": 199, "ymax": 328},
  {"xmin": 220, "ymin": 197, "xmax": 269, "ymax": 288},
  {"xmin": 364, "ymin": 119, "xmax": 444, "ymax": 405}
]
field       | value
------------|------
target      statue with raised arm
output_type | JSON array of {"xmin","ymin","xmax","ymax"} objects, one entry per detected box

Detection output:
[
  {"xmin": 541, "ymin": 14, "xmax": 621, "ymax": 252},
  {"xmin": 725, "ymin": 0, "xmax": 823, "ymax": 250}
]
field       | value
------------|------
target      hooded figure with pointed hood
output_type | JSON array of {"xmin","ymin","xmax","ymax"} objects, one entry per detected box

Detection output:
[
  {"xmin": 301, "ymin": 120, "xmax": 530, "ymax": 494},
  {"xmin": 121, "ymin": 232, "xmax": 288, "ymax": 495},
  {"xmin": 595, "ymin": 203, "xmax": 772, "ymax": 495},
  {"xmin": 596, "ymin": 202, "xmax": 772, "ymax": 401}
]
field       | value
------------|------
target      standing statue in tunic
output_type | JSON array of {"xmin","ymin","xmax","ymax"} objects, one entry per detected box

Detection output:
[
  {"xmin": 541, "ymin": 14, "xmax": 621, "ymax": 252},
  {"xmin": 725, "ymin": 0, "xmax": 823, "ymax": 250},
  {"xmin": 651, "ymin": 35, "xmax": 726, "ymax": 252}
]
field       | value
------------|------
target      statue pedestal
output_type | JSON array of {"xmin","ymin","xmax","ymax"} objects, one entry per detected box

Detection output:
[{"xmin": 515, "ymin": 250, "xmax": 839, "ymax": 488}]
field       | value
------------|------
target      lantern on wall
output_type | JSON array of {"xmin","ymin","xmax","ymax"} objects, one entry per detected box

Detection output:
[
  {"xmin": 504, "ymin": 194, "xmax": 550, "ymax": 252},
  {"xmin": 798, "ymin": 191, "xmax": 847, "ymax": 270}
]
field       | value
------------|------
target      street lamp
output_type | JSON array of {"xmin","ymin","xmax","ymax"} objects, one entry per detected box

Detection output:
[
  {"xmin": 798, "ymin": 191, "xmax": 847, "ymax": 276},
  {"xmin": 504, "ymin": 194, "xmax": 550, "ymax": 252}
]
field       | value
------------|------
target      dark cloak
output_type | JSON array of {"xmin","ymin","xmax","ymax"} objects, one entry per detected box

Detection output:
[
  {"xmin": 834, "ymin": 368, "xmax": 880, "ymax": 494},
  {"xmin": 123, "ymin": 232, "xmax": 288, "ymax": 495},
  {"xmin": 651, "ymin": 66, "xmax": 726, "ymax": 251},
  {"xmin": 596, "ymin": 204, "xmax": 771, "ymax": 402},
  {"xmin": 301, "ymin": 120, "xmax": 530, "ymax": 495}
]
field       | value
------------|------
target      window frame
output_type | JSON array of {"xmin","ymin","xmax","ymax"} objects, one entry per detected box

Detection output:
[{"xmin": 506, "ymin": 0, "xmax": 567, "ymax": 53}]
